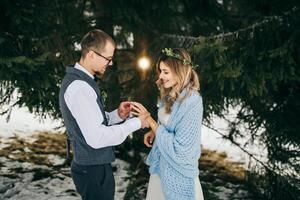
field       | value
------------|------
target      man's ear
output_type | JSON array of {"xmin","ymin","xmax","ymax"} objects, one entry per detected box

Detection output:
[{"xmin": 86, "ymin": 51, "xmax": 93, "ymax": 59}]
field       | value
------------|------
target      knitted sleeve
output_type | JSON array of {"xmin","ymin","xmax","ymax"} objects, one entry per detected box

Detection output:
[{"xmin": 155, "ymin": 95, "xmax": 203, "ymax": 170}]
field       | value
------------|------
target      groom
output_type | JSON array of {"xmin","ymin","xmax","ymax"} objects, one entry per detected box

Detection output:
[{"xmin": 59, "ymin": 29, "xmax": 149, "ymax": 200}]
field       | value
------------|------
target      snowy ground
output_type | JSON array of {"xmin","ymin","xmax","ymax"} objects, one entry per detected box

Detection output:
[
  {"xmin": 0, "ymin": 106, "xmax": 63, "ymax": 138},
  {"xmin": 0, "ymin": 107, "xmax": 133, "ymax": 199},
  {"xmin": 0, "ymin": 105, "xmax": 268, "ymax": 166},
  {"xmin": 0, "ymin": 156, "xmax": 130, "ymax": 200},
  {"xmin": 0, "ymin": 105, "xmax": 267, "ymax": 200}
]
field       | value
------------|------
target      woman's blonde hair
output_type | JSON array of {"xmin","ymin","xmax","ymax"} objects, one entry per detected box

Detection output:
[{"xmin": 156, "ymin": 48, "xmax": 200, "ymax": 113}]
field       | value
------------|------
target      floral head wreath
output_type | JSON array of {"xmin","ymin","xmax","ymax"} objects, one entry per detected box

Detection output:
[{"xmin": 161, "ymin": 48, "xmax": 199, "ymax": 70}]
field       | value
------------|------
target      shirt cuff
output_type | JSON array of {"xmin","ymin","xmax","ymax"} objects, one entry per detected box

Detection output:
[
  {"xmin": 108, "ymin": 109, "xmax": 124, "ymax": 124},
  {"xmin": 124, "ymin": 117, "xmax": 141, "ymax": 133}
]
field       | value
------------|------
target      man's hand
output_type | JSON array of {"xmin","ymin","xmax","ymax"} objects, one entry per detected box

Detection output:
[
  {"xmin": 144, "ymin": 131, "xmax": 155, "ymax": 147},
  {"xmin": 118, "ymin": 101, "xmax": 131, "ymax": 120}
]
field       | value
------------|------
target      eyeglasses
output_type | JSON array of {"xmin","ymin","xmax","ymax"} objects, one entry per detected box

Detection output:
[{"xmin": 92, "ymin": 50, "xmax": 113, "ymax": 65}]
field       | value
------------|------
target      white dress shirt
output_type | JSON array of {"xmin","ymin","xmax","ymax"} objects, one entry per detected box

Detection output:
[{"xmin": 64, "ymin": 63, "xmax": 141, "ymax": 149}]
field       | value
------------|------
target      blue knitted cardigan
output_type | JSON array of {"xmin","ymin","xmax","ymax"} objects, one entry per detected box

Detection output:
[{"xmin": 146, "ymin": 90, "xmax": 203, "ymax": 200}]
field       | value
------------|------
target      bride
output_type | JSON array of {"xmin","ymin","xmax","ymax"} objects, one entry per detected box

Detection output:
[{"xmin": 131, "ymin": 48, "xmax": 204, "ymax": 200}]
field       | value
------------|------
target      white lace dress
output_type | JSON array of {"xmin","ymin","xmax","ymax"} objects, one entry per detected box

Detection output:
[{"xmin": 145, "ymin": 106, "xmax": 204, "ymax": 200}]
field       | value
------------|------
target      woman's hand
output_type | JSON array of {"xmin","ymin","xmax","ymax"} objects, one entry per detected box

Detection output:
[
  {"xmin": 130, "ymin": 102, "xmax": 150, "ymax": 118},
  {"xmin": 131, "ymin": 102, "xmax": 159, "ymax": 133},
  {"xmin": 130, "ymin": 102, "xmax": 150, "ymax": 129},
  {"xmin": 144, "ymin": 131, "xmax": 155, "ymax": 147}
]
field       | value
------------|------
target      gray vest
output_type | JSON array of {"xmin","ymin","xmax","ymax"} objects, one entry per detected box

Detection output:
[{"xmin": 59, "ymin": 66, "xmax": 115, "ymax": 165}]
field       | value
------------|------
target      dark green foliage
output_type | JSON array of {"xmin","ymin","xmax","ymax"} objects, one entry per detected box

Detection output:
[
  {"xmin": 0, "ymin": 0, "xmax": 299, "ymax": 199},
  {"xmin": 0, "ymin": 0, "xmax": 92, "ymax": 118},
  {"xmin": 194, "ymin": 7, "xmax": 300, "ymax": 199}
]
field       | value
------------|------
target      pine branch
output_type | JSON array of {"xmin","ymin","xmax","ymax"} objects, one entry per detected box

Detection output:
[
  {"xmin": 207, "ymin": 6, "xmax": 299, "ymax": 42},
  {"xmin": 203, "ymin": 122, "xmax": 271, "ymax": 169},
  {"xmin": 203, "ymin": 123, "xmax": 296, "ymax": 179},
  {"xmin": 0, "ymin": 100, "xmax": 19, "ymax": 122},
  {"xmin": 154, "ymin": 6, "xmax": 299, "ymax": 48}
]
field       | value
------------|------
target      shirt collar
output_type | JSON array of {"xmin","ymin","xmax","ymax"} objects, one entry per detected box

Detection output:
[{"xmin": 74, "ymin": 62, "xmax": 94, "ymax": 79}]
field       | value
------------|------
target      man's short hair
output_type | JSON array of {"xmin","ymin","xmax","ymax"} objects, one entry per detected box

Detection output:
[{"xmin": 80, "ymin": 29, "xmax": 116, "ymax": 58}]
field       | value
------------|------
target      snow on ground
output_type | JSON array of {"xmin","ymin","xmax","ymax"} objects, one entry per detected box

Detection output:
[
  {"xmin": 201, "ymin": 109, "xmax": 268, "ymax": 166},
  {"xmin": 0, "ymin": 106, "xmax": 63, "ymax": 138},
  {"xmin": 0, "ymin": 156, "xmax": 130, "ymax": 200},
  {"xmin": 0, "ymin": 105, "xmax": 268, "ymax": 167},
  {"xmin": 0, "ymin": 105, "xmax": 262, "ymax": 200}
]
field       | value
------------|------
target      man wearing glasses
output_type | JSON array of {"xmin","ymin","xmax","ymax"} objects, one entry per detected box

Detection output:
[{"xmin": 59, "ymin": 29, "xmax": 149, "ymax": 200}]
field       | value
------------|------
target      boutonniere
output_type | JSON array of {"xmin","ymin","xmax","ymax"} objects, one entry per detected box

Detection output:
[{"xmin": 101, "ymin": 90, "xmax": 108, "ymax": 104}]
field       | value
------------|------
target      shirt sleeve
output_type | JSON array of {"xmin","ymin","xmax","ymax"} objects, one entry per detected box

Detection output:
[
  {"xmin": 64, "ymin": 80, "xmax": 141, "ymax": 149},
  {"xmin": 106, "ymin": 109, "xmax": 124, "ymax": 125}
]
